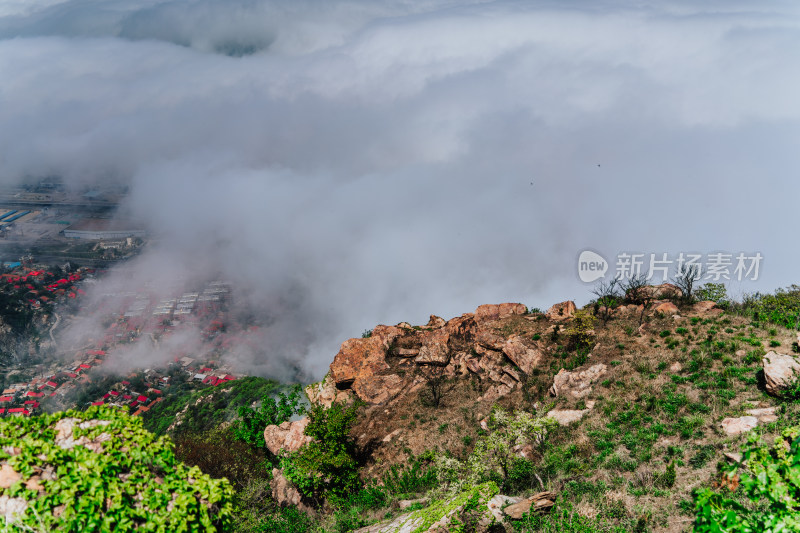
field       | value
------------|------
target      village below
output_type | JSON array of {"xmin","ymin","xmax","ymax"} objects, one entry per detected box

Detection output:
[{"xmin": 0, "ymin": 185, "xmax": 258, "ymax": 423}]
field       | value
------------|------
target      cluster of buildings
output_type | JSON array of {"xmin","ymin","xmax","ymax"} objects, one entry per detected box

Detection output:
[
  {"xmin": 0, "ymin": 349, "xmax": 108, "ymax": 416},
  {"xmin": 0, "ymin": 261, "xmax": 255, "ymax": 417},
  {"xmin": 0, "ymin": 266, "xmax": 87, "ymax": 308}
]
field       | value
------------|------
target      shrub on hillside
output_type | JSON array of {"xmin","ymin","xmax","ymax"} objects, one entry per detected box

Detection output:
[
  {"xmin": 0, "ymin": 406, "xmax": 234, "ymax": 531},
  {"xmin": 695, "ymin": 283, "xmax": 729, "ymax": 305},
  {"xmin": 735, "ymin": 285, "xmax": 800, "ymax": 330},
  {"xmin": 433, "ymin": 408, "xmax": 556, "ymax": 494},
  {"xmin": 694, "ymin": 425, "xmax": 800, "ymax": 531},
  {"xmin": 234, "ymin": 385, "xmax": 305, "ymax": 451},
  {"xmin": 565, "ymin": 309, "xmax": 596, "ymax": 352},
  {"xmin": 280, "ymin": 401, "xmax": 361, "ymax": 501}
]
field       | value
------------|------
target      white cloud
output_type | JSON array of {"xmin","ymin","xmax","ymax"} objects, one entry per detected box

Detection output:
[{"xmin": 1, "ymin": 1, "xmax": 799, "ymax": 378}]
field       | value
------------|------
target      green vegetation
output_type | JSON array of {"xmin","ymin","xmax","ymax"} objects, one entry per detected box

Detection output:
[
  {"xmin": 565, "ymin": 309, "xmax": 596, "ymax": 352},
  {"xmin": 141, "ymin": 376, "xmax": 289, "ymax": 436},
  {"xmin": 695, "ymin": 283, "xmax": 729, "ymax": 305},
  {"xmin": 734, "ymin": 285, "xmax": 800, "ymax": 330},
  {"xmin": 281, "ymin": 402, "xmax": 361, "ymax": 501},
  {"xmin": 694, "ymin": 425, "xmax": 800, "ymax": 531},
  {"xmin": 233, "ymin": 385, "xmax": 304, "ymax": 450},
  {"xmin": 0, "ymin": 406, "xmax": 234, "ymax": 531}
]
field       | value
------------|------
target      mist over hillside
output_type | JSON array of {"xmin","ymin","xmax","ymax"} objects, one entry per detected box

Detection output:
[{"xmin": 1, "ymin": 0, "xmax": 799, "ymax": 379}]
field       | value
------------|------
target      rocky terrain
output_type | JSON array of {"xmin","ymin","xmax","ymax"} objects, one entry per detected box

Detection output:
[{"xmin": 264, "ymin": 284, "xmax": 800, "ymax": 532}]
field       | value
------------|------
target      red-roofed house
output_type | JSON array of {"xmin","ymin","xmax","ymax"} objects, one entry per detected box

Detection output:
[
  {"xmin": 123, "ymin": 394, "xmax": 132, "ymax": 400},
  {"xmin": 91, "ymin": 401, "xmax": 104, "ymax": 406},
  {"xmin": 109, "ymin": 391, "xmax": 120, "ymax": 397},
  {"xmin": 25, "ymin": 391, "xmax": 44, "ymax": 398},
  {"xmin": 0, "ymin": 396, "xmax": 12, "ymax": 402},
  {"xmin": 103, "ymin": 393, "xmax": 110, "ymax": 400},
  {"xmin": 0, "ymin": 409, "xmax": 5, "ymax": 414},
  {"xmin": 137, "ymin": 395, "xmax": 148, "ymax": 403},
  {"xmin": 121, "ymin": 381, "xmax": 130, "ymax": 386},
  {"xmin": 79, "ymin": 364, "xmax": 91, "ymax": 370},
  {"xmin": 24, "ymin": 400, "xmax": 39, "ymax": 408},
  {"xmin": 8, "ymin": 408, "xmax": 29, "ymax": 416},
  {"xmin": 46, "ymin": 381, "xmax": 58, "ymax": 388},
  {"xmin": 150, "ymin": 389, "xmax": 162, "ymax": 395}
]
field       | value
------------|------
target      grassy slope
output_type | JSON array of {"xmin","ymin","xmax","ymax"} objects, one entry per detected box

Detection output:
[
  {"xmin": 342, "ymin": 308, "xmax": 800, "ymax": 532},
  {"xmin": 141, "ymin": 376, "xmax": 287, "ymax": 436}
]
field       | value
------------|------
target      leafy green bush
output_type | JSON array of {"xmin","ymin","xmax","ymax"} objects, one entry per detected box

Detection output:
[
  {"xmin": 565, "ymin": 309, "xmax": 596, "ymax": 351},
  {"xmin": 234, "ymin": 385, "xmax": 305, "ymax": 451},
  {"xmin": 694, "ymin": 425, "xmax": 800, "ymax": 531},
  {"xmin": 0, "ymin": 406, "xmax": 234, "ymax": 531},
  {"xmin": 696, "ymin": 283, "xmax": 729, "ymax": 304},
  {"xmin": 280, "ymin": 402, "xmax": 361, "ymax": 500},
  {"xmin": 434, "ymin": 408, "xmax": 556, "ymax": 493},
  {"xmin": 737, "ymin": 286, "xmax": 800, "ymax": 330}
]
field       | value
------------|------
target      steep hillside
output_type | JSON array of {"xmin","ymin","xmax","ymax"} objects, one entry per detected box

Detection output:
[{"xmin": 265, "ymin": 287, "xmax": 800, "ymax": 532}]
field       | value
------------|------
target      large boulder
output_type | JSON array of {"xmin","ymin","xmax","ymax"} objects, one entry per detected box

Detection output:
[
  {"xmin": 305, "ymin": 374, "xmax": 353, "ymax": 408},
  {"xmin": 762, "ymin": 351, "xmax": 800, "ymax": 397},
  {"xmin": 444, "ymin": 314, "xmax": 478, "ymax": 339},
  {"xmin": 502, "ymin": 492, "xmax": 557, "ymax": 519},
  {"xmin": 329, "ymin": 325, "xmax": 403, "ymax": 390},
  {"xmin": 502, "ymin": 336, "xmax": 542, "ymax": 374},
  {"xmin": 691, "ymin": 300, "xmax": 724, "ymax": 317},
  {"xmin": 415, "ymin": 329, "xmax": 451, "ymax": 365},
  {"xmin": 545, "ymin": 301, "xmax": 576, "ymax": 321},
  {"xmin": 720, "ymin": 416, "xmax": 759, "ymax": 435},
  {"xmin": 474, "ymin": 303, "xmax": 527, "ymax": 322},
  {"xmin": 549, "ymin": 364, "xmax": 606, "ymax": 398},
  {"xmin": 425, "ymin": 315, "xmax": 446, "ymax": 329},
  {"xmin": 263, "ymin": 418, "xmax": 313, "ymax": 456},
  {"xmin": 653, "ymin": 301, "xmax": 679, "ymax": 316},
  {"xmin": 546, "ymin": 409, "xmax": 588, "ymax": 426},
  {"xmin": 627, "ymin": 283, "xmax": 682, "ymax": 301}
]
